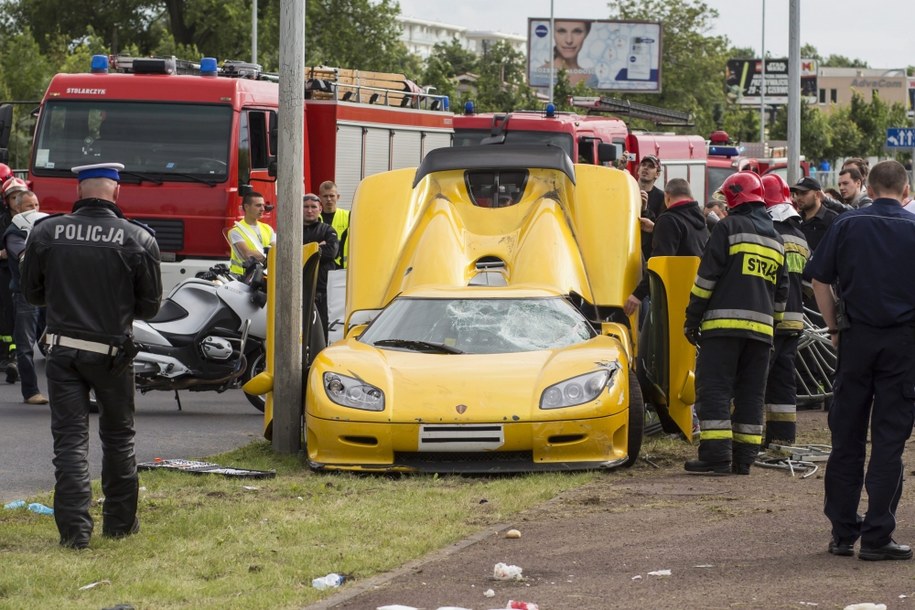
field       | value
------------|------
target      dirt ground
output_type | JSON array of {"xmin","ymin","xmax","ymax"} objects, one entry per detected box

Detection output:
[{"xmin": 305, "ymin": 410, "xmax": 915, "ymax": 610}]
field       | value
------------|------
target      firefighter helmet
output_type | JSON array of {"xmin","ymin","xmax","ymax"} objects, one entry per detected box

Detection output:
[
  {"xmin": 0, "ymin": 163, "xmax": 12, "ymax": 185},
  {"xmin": 720, "ymin": 171, "xmax": 765, "ymax": 208},
  {"xmin": 761, "ymin": 174, "xmax": 792, "ymax": 208}
]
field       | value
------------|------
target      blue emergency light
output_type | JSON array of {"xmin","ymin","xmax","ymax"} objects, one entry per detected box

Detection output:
[
  {"xmin": 90, "ymin": 55, "xmax": 109, "ymax": 74},
  {"xmin": 709, "ymin": 145, "xmax": 741, "ymax": 158},
  {"xmin": 545, "ymin": 103, "xmax": 556, "ymax": 118},
  {"xmin": 200, "ymin": 57, "xmax": 218, "ymax": 76},
  {"xmin": 464, "ymin": 101, "xmax": 475, "ymax": 115}
]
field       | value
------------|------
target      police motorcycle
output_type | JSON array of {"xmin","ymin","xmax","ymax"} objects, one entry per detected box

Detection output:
[{"xmin": 132, "ymin": 261, "xmax": 270, "ymax": 411}]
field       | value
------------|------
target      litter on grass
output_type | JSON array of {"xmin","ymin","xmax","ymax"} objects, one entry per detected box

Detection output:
[
  {"xmin": 137, "ymin": 458, "xmax": 275, "ymax": 478},
  {"xmin": 493, "ymin": 562, "xmax": 524, "ymax": 581}
]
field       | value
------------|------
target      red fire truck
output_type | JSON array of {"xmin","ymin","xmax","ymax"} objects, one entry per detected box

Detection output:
[
  {"xmin": 705, "ymin": 130, "xmax": 809, "ymax": 202},
  {"xmin": 27, "ymin": 55, "xmax": 453, "ymax": 289},
  {"xmin": 453, "ymin": 96, "xmax": 707, "ymax": 197}
]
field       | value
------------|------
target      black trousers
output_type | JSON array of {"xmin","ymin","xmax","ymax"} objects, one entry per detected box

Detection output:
[
  {"xmin": 825, "ymin": 324, "xmax": 915, "ymax": 547},
  {"xmin": 764, "ymin": 333, "xmax": 800, "ymax": 445},
  {"xmin": 695, "ymin": 335, "xmax": 771, "ymax": 466},
  {"xmin": 46, "ymin": 346, "xmax": 138, "ymax": 547}
]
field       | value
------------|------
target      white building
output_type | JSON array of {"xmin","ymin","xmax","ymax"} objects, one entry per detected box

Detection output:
[{"xmin": 397, "ymin": 16, "xmax": 526, "ymax": 59}]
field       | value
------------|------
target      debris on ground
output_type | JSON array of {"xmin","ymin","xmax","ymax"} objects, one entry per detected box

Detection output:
[
  {"xmin": 647, "ymin": 569, "xmax": 672, "ymax": 576},
  {"xmin": 493, "ymin": 562, "xmax": 523, "ymax": 581},
  {"xmin": 137, "ymin": 458, "xmax": 276, "ymax": 478},
  {"xmin": 78, "ymin": 580, "xmax": 111, "ymax": 591},
  {"xmin": 311, "ymin": 573, "xmax": 345, "ymax": 590},
  {"xmin": 504, "ymin": 529, "xmax": 522, "ymax": 539}
]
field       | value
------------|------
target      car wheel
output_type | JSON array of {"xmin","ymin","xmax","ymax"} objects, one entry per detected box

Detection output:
[
  {"xmin": 241, "ymin": 346, "xmax": 266, "ymax": 413},
  {"xmin": 622, "ymin": 371, "xmax": 645, "ymax": 468}
]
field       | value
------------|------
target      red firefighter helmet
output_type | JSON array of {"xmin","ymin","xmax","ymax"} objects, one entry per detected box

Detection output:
[
  {"xmin": 761, "ymin": 174, "xmax": 792, "ymax": 208},
  {"xmin": 0, "ymin": 163, "xmax": 13, "ymax": 185},
  {"xmin": 720, "ymin": 171, "xmax": 765, "ymax": 208}
]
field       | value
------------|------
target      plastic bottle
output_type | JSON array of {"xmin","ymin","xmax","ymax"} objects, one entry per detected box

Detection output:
[
  {"xmin": 27, "ymin": 502, "xmax": 54, "ymax": 515},
  {"xmin": 4, "ymin": 500, "xmax": 26, "ymax": 509},
  {"xmin": 311, "ymin": 573, "xmax": 344, "ymax": 590}
]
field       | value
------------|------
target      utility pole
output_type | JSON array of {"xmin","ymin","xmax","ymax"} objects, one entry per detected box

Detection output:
[
  {"xmin": 273, "ymin": 0, "xmax": 305, "ymax": 454},
  {"xmin": 760, "ymin": 0, "xmax": 766, "ymax": 149},
  {"xmin": 251, "ymin": 0, "xmax": 258, "ymax": 65},
  {"xmin": 787, "ymin": 0, "xmax": 801, "ymax": 184},
  {"xmin": 548, "ymin": 0, "xmax": 555, "ymax": 106}
]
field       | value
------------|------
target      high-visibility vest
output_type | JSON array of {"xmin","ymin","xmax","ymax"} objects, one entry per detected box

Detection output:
[
  {"xmin": 328, "ymin": 209, "xmax": 350, "ymax": 268},
  {"xmin": 228, "ymin": 220, "xmax": 274, "ymax": 274}
]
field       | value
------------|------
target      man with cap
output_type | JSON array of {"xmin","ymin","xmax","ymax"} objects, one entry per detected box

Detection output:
[
  {"xmin": 21, "ymin": 161, "xmax": 162, "ymax": 550},
  {"xmin": 683, "ymin": 171, "xmax": 788, "ymax": 475},
  {"xmin": 761, "ymin": 174, "xmax": 810, "ymax": 447},
  {"xmin": 791, "ymin": 177, "xmax": 840, "ymax": 254},
  {"xmin": 636, "ymin": 154, "xmax": 665, "ymax": 262}
]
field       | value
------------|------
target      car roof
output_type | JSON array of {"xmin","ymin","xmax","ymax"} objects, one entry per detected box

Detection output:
[
  {"xmin": 413, "ymin": 144, "xmax": 576, "ymax": 187},
  {"xmin": 396, "ymin": 284, "xmax": 566, "ymax": 299}
]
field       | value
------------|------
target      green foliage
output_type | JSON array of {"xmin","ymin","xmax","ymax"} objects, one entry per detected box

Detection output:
[
  {"xmin": 821, "ymin": 54, "xmax": 869, "ymax": 68},
  {"xmin": 422, "ymin": 38, "xmax": 479, "ymax": 101},
  {"xmin": 769, "ymin": 102, "xmax": 832, "ymax": 162},
  {"xmin": 608, "ymin": 0, "xmax": 731, "ymax": 136},
  {"xmin": 474, "ymin": 40, "xmax": 539, "ymax": 112}
]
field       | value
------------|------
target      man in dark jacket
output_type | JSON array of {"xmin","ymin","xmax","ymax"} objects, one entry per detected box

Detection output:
[
  {"xmin": 625, "ymin": 178, "xmax": 708, "ymax": 316},
  {"xmin": 684, "ymin": 171, "xmax": 788, "ymax": 475},
  {"xmin": 761, "ymin": 175, "xmax": 810, "ymax": 446},
  {"xmin": 21, "ymin": 162, "xmax": 161, "ymax": 550},
  {"xmin": 302, "ymin": 193, "xmax": 338, "ymax": 342}
]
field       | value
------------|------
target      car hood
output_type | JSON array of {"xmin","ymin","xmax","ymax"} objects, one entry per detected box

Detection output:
[{"xmin": 308, "ymin": 335, "xmax": 628, "ymax": 422}]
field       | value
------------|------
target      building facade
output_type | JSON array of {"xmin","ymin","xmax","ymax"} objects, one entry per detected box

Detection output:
[
  {"xmin": 816, "ymin": 67, "xmax": 909, "ymax": 111},
  {"xmin": 398, "ymin": 16, "xmax": 526, "ymax": 59}
]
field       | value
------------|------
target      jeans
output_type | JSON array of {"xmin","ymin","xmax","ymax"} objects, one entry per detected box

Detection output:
[{"xmin": 12, "ymin": 292, "xmax": 41, "ymax": 399}]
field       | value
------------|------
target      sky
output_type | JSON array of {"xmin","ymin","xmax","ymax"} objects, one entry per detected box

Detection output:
[{"xmin": 396, "ymin": 0, "xmax": 915, "ymax": 71}]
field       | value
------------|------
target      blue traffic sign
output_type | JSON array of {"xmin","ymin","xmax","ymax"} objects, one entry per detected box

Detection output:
[{"xmin": 886, "ymin": 127, "xmax": 915, "ymax": 148}]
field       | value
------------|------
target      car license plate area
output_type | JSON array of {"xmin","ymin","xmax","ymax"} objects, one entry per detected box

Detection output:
[{"xmin": 418, "ymin": 424, "xmax": 505, "ymax": 452}]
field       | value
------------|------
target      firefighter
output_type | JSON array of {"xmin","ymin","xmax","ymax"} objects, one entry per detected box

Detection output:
[
  {"xmin": 761, "ymin": 174, "xmax": 810, "ymax": 446},
  {"xmin": 684, "ymin": 171, "xmax": 789, "ymax": 475}
]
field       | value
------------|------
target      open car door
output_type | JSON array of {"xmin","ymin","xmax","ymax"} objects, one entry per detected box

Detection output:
[{"xmin": 637, "ymin": 256, "xmax": 700, "ymax": 440}]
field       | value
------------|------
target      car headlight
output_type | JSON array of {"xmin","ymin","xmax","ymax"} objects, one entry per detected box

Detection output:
[
  {"xmin": 539, "ymin": 368, "xmax": 616, "ymax": 409},
  {"xmin": 323, "ymin": 372, "xmax": 385, "ymax": 411}
]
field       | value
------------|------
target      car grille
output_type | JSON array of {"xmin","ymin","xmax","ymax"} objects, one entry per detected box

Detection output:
[
  {"xmin": 417, "ymin": 424, "xmax": 504, "ymax": 452},
  {"xmin": 135, "ymin": 218, "xmax": 184, "ymax": 252}
]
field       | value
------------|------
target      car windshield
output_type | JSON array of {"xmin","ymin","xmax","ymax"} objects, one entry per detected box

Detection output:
[
  {"xmin": 32, "ymin": 101, "xmax": 232, "ymax": 183},
  {"xmin": 360, "ymin": 296, "xmax": 596, "ymax": 354},
  {"xmin": 453, "ymin": 129, "xmax": 574, "ymax": 159}
]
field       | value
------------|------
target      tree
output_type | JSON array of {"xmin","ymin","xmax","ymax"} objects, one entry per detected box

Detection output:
[
  {"xmin": 607, "ymin": 0, "xmax": 731, "ymax": 136},
  {"xmin": 769, "ymin": 102, "xmax": 832, "ymax": 163},
  {"xmin": 474, "ymin": 40, "xmax": 538, "ymax": 112},
  {"xmin": 422, "ymin": 38, "xmax": 479, "ymax": 101}
]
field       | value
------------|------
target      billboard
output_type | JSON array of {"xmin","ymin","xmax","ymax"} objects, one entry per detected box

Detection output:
[
  {"xmin": 726, "ymin": 58, "xmax": 818, "ymax": 105},
  {"xmin": 528, "ymin": 19, "xmax": 662, "ymax": 93}
]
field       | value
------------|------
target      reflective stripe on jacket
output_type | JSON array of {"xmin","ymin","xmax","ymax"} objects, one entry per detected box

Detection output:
[{"xmin": 685, "ymin": 203, "xmax": 789, "ymax": 344}]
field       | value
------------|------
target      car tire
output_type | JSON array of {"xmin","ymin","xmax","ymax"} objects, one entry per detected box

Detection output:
[
  {"xmin": 241, "ymin": 346, "xmax": 267, "ymax": 413},
  {"xmin": 622, "ymin": 371, "xmax": 645, "ymax": 468}
]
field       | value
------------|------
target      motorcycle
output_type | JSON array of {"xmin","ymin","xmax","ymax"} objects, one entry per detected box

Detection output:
[{"xmin": 132, "ymin": 263, "xmax": 269, "ymax": 411}]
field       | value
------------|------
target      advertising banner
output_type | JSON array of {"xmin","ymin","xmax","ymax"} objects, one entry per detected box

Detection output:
[
  {"xmin": 725, "ymin": 58, "xmax": 818, "ymax": 105},
  {"xmin": 528, "ymin": 19, "xmax": 662, "ymax": 93}
]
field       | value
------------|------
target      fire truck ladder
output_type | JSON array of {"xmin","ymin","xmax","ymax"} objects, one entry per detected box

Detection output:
[{"xmin": 571, "ymin": 96, "xmax": 694, "ymax": 127}]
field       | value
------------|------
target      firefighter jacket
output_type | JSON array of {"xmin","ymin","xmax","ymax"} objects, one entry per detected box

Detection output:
[
  {"xmin": 768, "ymin": 203, "xmax": 809, "ymax": 334},
  {"xmin": 20, "ymin": 198, "xmax": 162, "ymax": 345},
  {"xmin": 685, "ymin": 202, "xmax": 788, "ymax": 345}
]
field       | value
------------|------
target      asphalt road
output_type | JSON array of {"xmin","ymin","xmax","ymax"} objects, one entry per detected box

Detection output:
[{"xmin": 0, "ymin": 355, "xmax": 266, "ymax": 504}]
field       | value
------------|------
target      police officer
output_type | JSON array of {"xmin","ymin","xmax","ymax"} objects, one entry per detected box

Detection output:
[
  {"xmin": 21, "ymin": 162, "xmax": 162, "ymax": 549},
  {"xmin": 806, "ymin": 160, "xmax": 915, "ymax": 561},
  {"xmin": 761, "ymin": 174, "xmax": 810, "ymax": 446},
  {"xmin": 684, "ymin": 171, "xmax": 788, "ymax": 475}
]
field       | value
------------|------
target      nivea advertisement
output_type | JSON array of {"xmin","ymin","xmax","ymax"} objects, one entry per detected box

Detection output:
[{"xmin": 528, "ymin": 19, "xmax": 662, "ymax": 92}]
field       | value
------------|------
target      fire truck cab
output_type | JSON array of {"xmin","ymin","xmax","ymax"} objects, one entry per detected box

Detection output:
[
  {"xmin": 28, "ymin": 55, "xmax": 453, "ymax": 290},
  {"xmin": 705, "ymin": 131, "xmax": 809, "ymax": 202}
]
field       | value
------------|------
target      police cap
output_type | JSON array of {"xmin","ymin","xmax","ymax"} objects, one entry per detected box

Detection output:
[{"xmin": 71, "ymin": 162, "xmax": 125, "ymax": 182}]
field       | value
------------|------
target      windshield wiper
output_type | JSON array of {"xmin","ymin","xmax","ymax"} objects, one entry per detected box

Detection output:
[
  {"xmin": 372, "ymin": 339, "xmax": 463, "ymax": 354},
  {"xmin": 119, "ymin": 170, "xmax": 164, "ymax": 185},
  {"xmin": 164, "ymin": 171, "xmax": 220, "ymax": 187}
]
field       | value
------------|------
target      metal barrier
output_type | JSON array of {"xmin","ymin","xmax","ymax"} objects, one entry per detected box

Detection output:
[{"xmin": 795, "ymin": 307, "xmax": 836, "ymax": 407}]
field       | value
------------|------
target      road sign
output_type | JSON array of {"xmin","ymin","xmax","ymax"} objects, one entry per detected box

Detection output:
[{"xmin": 886, "ymin": 127, "xmax": 915, "ymax": 148}]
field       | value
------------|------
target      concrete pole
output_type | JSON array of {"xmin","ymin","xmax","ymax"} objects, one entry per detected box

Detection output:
[
  {"xmin": 251, "ymin": 0, "xmax": 258, "ymax": 65},
  {"xmin": 787, "ymin": 0, "xmax": 801, "ymax": 184},
  {"xmin": 273, "ymin": 0, "xmax": 305, "ymax": 454},
  {"xmin": 760, "ymin": 0, "xmax": 766, "ymax": 149}
]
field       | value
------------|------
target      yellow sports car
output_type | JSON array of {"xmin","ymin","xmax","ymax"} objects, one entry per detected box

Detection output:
[{"xmin": 305, "ymin": 285, "xmax": 641, "ymax": 472}]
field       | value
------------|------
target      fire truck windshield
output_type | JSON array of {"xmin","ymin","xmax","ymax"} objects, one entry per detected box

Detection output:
[
  {"xmin": 32, "ymin": 101, "xmax": 232, "ymax": 183},
  {"xmin": 453, "ymin": 129, "xmax": 573, "ymax": 159}
]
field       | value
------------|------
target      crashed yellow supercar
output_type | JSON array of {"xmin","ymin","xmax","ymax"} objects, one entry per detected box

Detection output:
[{"xmin": 297, "ymin": 145, "xmax": 698, "ymax": 472}]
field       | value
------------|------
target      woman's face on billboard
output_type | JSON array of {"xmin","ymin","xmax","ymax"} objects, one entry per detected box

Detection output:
[{"xmin": 554, "ymin": 21, "xmax": 588, "ymax": 61}]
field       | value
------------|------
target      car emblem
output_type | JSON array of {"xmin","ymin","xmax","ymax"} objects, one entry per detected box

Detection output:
[{"xmin": 455, "ymin": 404, "xmax": 467, "ymax": 414}]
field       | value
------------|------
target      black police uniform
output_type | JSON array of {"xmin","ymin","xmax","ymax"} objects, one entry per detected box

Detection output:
[
  {"xmin": 764, "ymin": 207, "xmax": 809, "ymax": 446},
  {"xmin": 684, "ymin": 202, "xmax": 788, "ymax": 472},
  {"xmin": 21, "ymin": 197, "xmax": 161, "ymax": 549},
  {"xmin": 805, "ymin": 198, "xmax": 915, "ymax": 551},
  {"xmin": 302, "ymin": 219, "xmax": 338, "ymax": 342}
]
